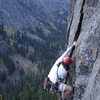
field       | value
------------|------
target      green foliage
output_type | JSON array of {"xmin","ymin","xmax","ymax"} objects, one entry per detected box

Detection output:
[
  {"xmin": 0, "ymin": 72, "xmax": 7, "ymax": 82},
  {"xmin": 0, "ymin": 53, "xmax": 15, "ymax": 75},
  {"xmin": 19, "ymin": 82, "xmax": 34, "ymax": 100},
  {"xmin": 0, "ymin": 18, "xmax": 66, "ymax": 100},
  {"xmin": 19, "ymin": 75, "xmax": 57, "ymax": 100},
  {"xmin": 0, "ymin": 24, "xmax": 7, "ymax": 38}
]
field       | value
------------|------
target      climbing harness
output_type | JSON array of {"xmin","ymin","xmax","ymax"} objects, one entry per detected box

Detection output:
[
  {"xmin": 43, "ymin": 61, "xmax": 71, "ymax": 94},
  {"xmin": 43, "ymin": 63, "xmax": 65, "ymax": 94}
]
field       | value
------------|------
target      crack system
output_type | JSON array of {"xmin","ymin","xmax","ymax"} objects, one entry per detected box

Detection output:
[
  {"xmin": 73, "ymin": 0, "xmax": 86, "ymax": 41},
  {"xmin": 68, "ymin": 0, "xmax": 86, "ymax": 58},
  {"xmin": 67, "ymin": 0, "xmax": 86, "ymax": 43},
  {"xmin": 65, "ymin": 0, "xmax": 86, "ymax": 100}
]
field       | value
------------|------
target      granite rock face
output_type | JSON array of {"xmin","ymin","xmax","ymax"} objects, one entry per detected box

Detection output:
[{"xmin": 67, "ymin": 0, "xmax": 100, "ymax": 100}]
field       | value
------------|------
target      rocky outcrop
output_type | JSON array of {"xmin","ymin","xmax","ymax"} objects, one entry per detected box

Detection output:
[{"xmin": 67, "ymin": 0, "xmax": 100, "ymax": 100}]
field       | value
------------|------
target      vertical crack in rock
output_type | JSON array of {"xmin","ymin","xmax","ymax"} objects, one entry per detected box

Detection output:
[
  {"xmin": 66, "ymin": 0, "xmax": 86, "ymax": 100},
  {"xmin": 73, "ymin": 0, "xmax": 85, "ymax": 41}
]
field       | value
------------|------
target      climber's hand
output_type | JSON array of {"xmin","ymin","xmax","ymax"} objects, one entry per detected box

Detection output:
[
  {"xmin": 71, "ymin": 41, "xmax": 76, "ymax": 48},
  {"xmin": 73, "ymin": 41, "xmax": 76, "ymax": 46},
  {"xmin": 69, "ymin": 41, "xmax": 77, "ymax": 48}
]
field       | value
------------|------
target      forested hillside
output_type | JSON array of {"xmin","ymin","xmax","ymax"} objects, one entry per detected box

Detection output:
[{"xmin": 0, "ymin": 0, "xmax": 69, "ymax": 100}]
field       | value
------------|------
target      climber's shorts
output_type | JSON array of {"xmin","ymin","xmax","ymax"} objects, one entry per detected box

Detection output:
[{"xmin": 58, "ymin": 83, "xmax": 67, "ymax": 92}]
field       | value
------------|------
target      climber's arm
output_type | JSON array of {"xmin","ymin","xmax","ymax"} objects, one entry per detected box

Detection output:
[{"xmin": 55, "ymin": 42, "xmax": 76, "ymax": 65}]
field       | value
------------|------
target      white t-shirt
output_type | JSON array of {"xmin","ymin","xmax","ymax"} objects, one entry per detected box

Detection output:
[
  {"xmin": 48, "ymin": 46, "xmax": 72, "ymax": 83},
  {"xmin": 48, "ymin": 64, "xmax": 68, "ymax": 83}
]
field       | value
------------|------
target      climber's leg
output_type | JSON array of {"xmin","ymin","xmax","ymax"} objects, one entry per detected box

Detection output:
[
  {"xmin": 62, "ymin": 85, "xmax": 73, "ymax": 100},
  {"xmin": 59, "ymin": 83, "xmax": 73, "ymax": 100}
]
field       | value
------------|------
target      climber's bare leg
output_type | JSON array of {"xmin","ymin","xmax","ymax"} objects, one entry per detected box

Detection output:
[{"xmin": 62, "ymin": 85, "xmax": 73, "ymax": 100}]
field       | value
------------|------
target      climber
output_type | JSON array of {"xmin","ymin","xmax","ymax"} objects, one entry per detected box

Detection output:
[{"xmin": 43, "ymin": 42, "xmax": 76, "ymax": 100}]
